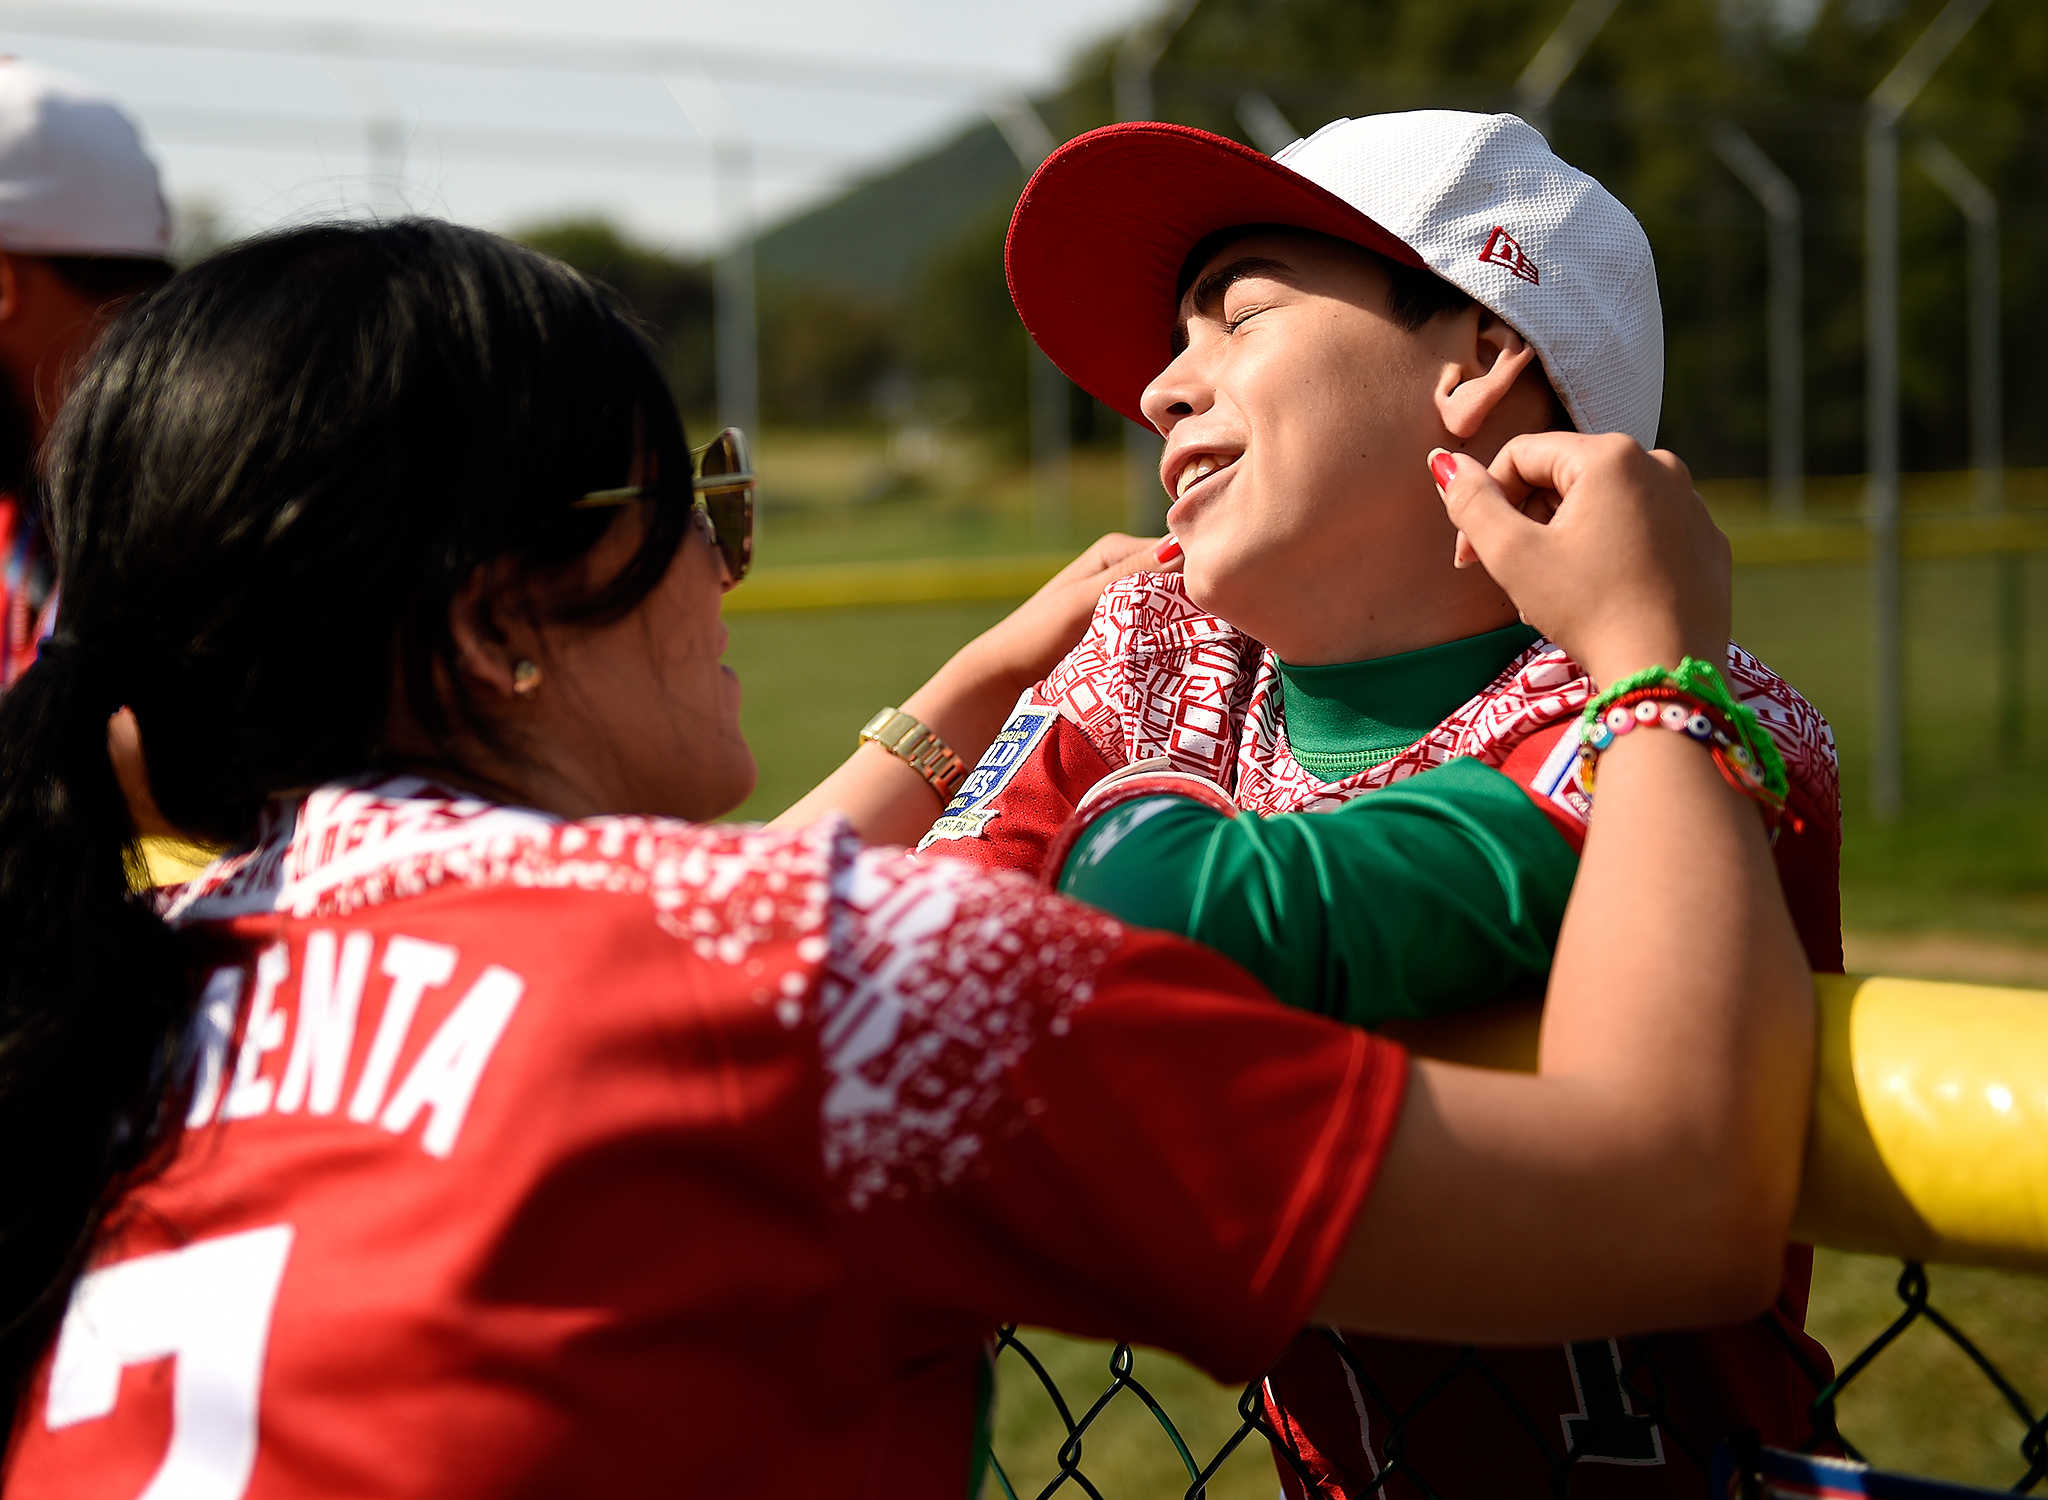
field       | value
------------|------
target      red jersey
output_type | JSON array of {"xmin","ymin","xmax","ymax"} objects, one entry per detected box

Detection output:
[
  {"xmin": 918, "ymin": 573, "xmax": 1843, "ymax": 1497},
  {"xmin": 2, "ymin": 777, "xmax": 1407, "ymax": 1500},
  {"xmin": 0, "ymin": 495, "xmax": 54, "ymax": 689}
]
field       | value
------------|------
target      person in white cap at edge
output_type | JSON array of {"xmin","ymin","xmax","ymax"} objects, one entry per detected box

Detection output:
[
  {"xmin": 777, "ymin": 112, "xmax": 1844, "ymax": 1497},
  {"xmin": 0, "ymin": 57, "xmax": 172, "ymax": 691}
]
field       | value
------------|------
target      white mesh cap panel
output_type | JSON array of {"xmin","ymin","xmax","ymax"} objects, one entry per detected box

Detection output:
[{"xmin": 1276, "ymin": 112, "xmax": 1663, "ymax": 449}]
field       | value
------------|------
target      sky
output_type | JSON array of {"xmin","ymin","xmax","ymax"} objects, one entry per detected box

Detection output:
[{"xmin": 0, "ymin": 0, "xmax": 1161, "ymax": 257}]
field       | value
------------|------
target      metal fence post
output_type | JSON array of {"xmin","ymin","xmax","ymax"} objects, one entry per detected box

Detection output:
[
  {"xmin": 1114, "ymin": 0, "xmax": 1199, "ymax": 535},
  {"xmin": 1711, "ymin": 122, "xmax": 1803, "ymax": 520},
  {"xmin": 713, "ymin": 147, "xmax": 760, "ymax": 442},
  {"xmin": 669, "ymin": 71, "xmax": 760, "ymax": 446},
  {"xmin": 1865, "ymin": 112, "xmax": 1903, "ymax": 823},
  {"xmin": 326, "ymin": 53, "xmax": 407, "ymax": 216},
  {"xmin": 989, "ymin": 94, "xmax": 1072, "ymax": 544},
  {"xmin": 1513, "ymin": 0, "xmax": 1624, "ymax": 136},
  {"xmin": 1862, "ymin": 0, "xmax": 1997, "ymax": 822},
  {"xmin": 1915, "ymin": 137, "xmax": 2014, "ymax": 758},
  {"xmin": 1236, "ymin": 91, "xmax": 1299, "ymax": 155}
]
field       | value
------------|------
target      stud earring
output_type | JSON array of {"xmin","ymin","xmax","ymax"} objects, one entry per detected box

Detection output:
[{"xmin": 511, "ymin": 659, "xmax": 542, "ymax": 697}]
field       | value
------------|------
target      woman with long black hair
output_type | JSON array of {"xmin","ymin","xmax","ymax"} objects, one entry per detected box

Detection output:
[{"xmin": 0, "ymin": 220, "xmax": 1808, "ymax": 1498}]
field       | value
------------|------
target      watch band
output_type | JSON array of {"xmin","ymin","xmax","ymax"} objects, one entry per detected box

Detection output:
[{"xmin": 859, "ymin": 707, "xmax": 970, "ymax": 802}]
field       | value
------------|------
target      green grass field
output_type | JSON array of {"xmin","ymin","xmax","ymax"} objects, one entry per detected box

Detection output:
[{"xmin": 728, "ymin": 430, "xmax": 2048, "ymax": 1492}]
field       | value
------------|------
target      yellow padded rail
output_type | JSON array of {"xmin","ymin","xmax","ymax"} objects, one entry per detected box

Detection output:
[
  {"xmin": 1387, "ymin": 974, "xmax": 2048, "ymax": 1273},
  {"xmin": 1794, "ymin": 973, "xmax": 2048, "ymax": 1272}
]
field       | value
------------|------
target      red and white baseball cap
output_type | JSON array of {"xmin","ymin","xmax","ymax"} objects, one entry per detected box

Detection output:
[
  {"xmin": 0, "ymin": 58, "xmax": 169, "ymax": 259},
  {"xmin": 1005, "ymin": 110, "xmax": 1663, "ymax": 450}
]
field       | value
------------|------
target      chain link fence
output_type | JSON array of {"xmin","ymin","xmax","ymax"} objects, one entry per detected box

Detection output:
[{"xmin": 989, "ymin": 1258, "xmax": 2048, "ymax": 1498}]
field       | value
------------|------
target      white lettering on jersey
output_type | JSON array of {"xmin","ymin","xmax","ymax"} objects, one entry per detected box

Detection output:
[
  {"xmin": 47, "ymin": 1224, "xmax": 294, "ymax": 1500},
  {"xmin": 220, "ymin": 944, "xmax": 289, "ymax": 1121},
  {"xmin": 378, "ymin": 965, "xmax": 525, "ymax": 1159},
  {"xmin": 348, "ymin": 936, "xmax": 459, "ymax": 1124},
  {"xmin": 274, "ymin": 930, "xmax": 373, "ymax": 1116},
  {"xmin": 185, "ymin": 967, "xmax": 243, "ymax": 1128}
]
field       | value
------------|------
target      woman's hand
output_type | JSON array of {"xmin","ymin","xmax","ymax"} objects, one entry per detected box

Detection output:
[
  {"xmin": 769, "ymin": 533, "xmax": 1179, "ymax": 845},
  {"xmin": 1432, "ymin": 434, "xmax": 1730, "ymax": 688},
  {"xmin": 946, "ymin": 533, "xmax": 1181, "ymax": 704}
]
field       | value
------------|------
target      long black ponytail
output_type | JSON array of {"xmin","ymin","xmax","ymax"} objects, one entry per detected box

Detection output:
[{"xmin": 0, "ymin": 219, "xmax": 692, "ymax": 1403}]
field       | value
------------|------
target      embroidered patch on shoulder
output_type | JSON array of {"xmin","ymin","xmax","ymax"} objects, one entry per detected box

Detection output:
[
  {"xmin": 918, "ymin": 704, "xmax": 1060, "ymax": 847},
  {"xmin": 1530, "ymin": 723, "xmax": 1592, "ymax": 823}
]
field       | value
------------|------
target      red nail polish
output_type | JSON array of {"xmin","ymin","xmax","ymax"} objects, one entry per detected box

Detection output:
[
  {"xmin": 1429, "ymin": 452, "xmax": 1459, "ymax": 489},
  {"xmin": 1154, "ymin": 535, "xmax": 1183, "ymax": 564}
]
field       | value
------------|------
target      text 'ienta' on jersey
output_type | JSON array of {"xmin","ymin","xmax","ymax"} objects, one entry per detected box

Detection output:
[{"xmin": 185, "ymin": 931, "xmax": 524, "ymax": 1160}]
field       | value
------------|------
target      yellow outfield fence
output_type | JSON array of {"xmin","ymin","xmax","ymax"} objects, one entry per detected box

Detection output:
[
  {"xmin": 722, "ymin": 508, "xmax": 2048, "ymax": 615},
  {"xmin": 720, "ymin": 551, "xmax": 1083, "ymax": 614}
]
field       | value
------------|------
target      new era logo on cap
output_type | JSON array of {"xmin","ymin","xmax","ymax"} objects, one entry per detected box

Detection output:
[{"xmin": 1478, "ymin": 226, "xmax": 1539, "ymax": 285}]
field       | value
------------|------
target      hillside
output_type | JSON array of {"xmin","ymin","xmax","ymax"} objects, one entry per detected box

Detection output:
[{"xmin": 753, "ymin": 118, "xmax": 1025, "ymax": 295}]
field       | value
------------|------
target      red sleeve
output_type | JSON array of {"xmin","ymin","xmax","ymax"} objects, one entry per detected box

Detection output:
[
  {"xmin": 1495, "ymin": 717, "xmax": 1843, "ymax": 973},
  {"xmin": 1773, "ymin": 780, "xmax": 1843, "ymax": 973},
  {"xmin": 916, "ymin": 706, "xmax": 1117, "ymax": 878},
  {"xmin": 822, "ymin": 854, "xmax": 1406, "ymax": 1384},
  {"xmin": 1492, "ymin": 720, "xmax": 1589, "ymax": 854}
]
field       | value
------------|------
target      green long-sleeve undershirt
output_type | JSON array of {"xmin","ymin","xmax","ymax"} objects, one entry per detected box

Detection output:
[{"xmin": 1054, "ymin": 624, "xmax": 1580, "ymax": 1026}]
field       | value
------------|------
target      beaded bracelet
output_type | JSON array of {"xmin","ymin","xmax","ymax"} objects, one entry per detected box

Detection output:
[{"xmin": 1577, "ymin": 659, "xmax": 1796, "ymax": 829}]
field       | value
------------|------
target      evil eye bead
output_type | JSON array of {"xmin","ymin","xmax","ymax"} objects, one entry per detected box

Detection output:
[
  {"xmin": 1659, "ymin": 702, "xmax": 1690, "ymax": 732},
  {"xmin": 1604, "ymin": 705, "xmax": 1635, "ymax": 735},
  {"xmin": 1633, "ymin": 699, "xmax": 1661, "ymax": 724},
  {"xmin": 1685, "ymin": 712, "xmax": 1714, "ymax": 740},
  {"xmin": 1731, "ymin": 744, "xmax": 1754, "ymax": 767},
  {"xmin": 1590, "ymin": 722, "xmax": 1615, "ymax": 750}
]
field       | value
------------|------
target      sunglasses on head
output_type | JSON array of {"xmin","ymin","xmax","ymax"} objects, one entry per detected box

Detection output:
[{"xmin": 572, "ymin": 426, "xmax": 755, "ymax": 582}]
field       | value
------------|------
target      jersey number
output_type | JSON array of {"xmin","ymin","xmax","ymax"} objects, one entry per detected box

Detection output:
[
  {"xmin": 1560, "ymin": 1338, "xmax": 1665, "ymax": 1466},
  {"xmin": 46, "ymin": 1225, "xmax": 295, "ymax": 1500}
]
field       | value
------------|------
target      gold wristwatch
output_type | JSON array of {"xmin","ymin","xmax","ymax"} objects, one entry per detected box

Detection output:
[{"xmin": 859, "ymin": 707, "xmax": 970, "ymax": 802}]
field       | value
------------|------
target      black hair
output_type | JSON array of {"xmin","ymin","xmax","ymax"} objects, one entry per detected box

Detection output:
[
  {"xmin": 1177, "ymin": 223, "xmax": 1477, "ymax": 334},
  {"xmin": 40, "ymin": 255, "xmax": 177, "ymax": 307},
  {"xmin": 1175, "ymin": 223, "xmax": 1570, "ymax": 428},
  {"xmin": 0, "ymin": 219, "xmax": 691, "ymax": 1406}
]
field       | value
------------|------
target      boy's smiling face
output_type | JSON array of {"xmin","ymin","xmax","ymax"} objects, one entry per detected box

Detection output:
[{"xmin": 1140, "ymin": 229, "xmax": 1563, "ymax": 666}]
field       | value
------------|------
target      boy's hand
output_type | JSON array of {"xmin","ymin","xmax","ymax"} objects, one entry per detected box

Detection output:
[{"xmin": 1429, "ymin": 434, "xmax": 1730, "ymax": 688}]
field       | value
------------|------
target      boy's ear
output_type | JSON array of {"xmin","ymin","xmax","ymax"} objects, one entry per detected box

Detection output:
[{"xmin": 1432, "ymin": 307, "xmax": 1541, "ymax": 442}]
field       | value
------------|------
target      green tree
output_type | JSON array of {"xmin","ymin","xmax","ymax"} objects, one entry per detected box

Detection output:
[{"xmin": 517, "ymin": 218, "xmax": 717, "ymax": 422}]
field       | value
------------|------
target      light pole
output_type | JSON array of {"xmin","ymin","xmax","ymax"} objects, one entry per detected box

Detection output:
[
  {"xmin": 326, "ymin": 52, "xmax": 406, "ymax": 216},
  {"xmin": 668, "ymin": 70, "xmax": 760, "ymax": 445},
  {"xmin": 988, "ymin": 93, "xmax": 1069, "ymax": 544},
  {"xmin": 1915, "ymin": 136, "xmax": 2013, "ymax": 755},
  {"xmin": 1864, "ymin": 0, "xmax": 1997, "ymax": 821},
  {"xmin": 1710, "ymin": 121, "xmax": 1803, "ymax": 520},
  {"xmin": 1235, "ymin": 91, "xmax": 1298, "ymax": 156},
  {"xmin": 1513, "ymin": 0, "xmax": 1623, "ymax": 136},
  {"xmin": 1113, "ymin": 0, "xmax": 1200, "ymax": 534}
]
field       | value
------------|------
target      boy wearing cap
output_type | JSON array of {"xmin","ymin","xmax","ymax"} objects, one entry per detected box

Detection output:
[
  {"xmin": 0, "ymin": 59, "xmax": 173, "ymax": 687},
  {"xmin": 914, "ymin": 113, "xmax": 1840, "ymax": 1496}
]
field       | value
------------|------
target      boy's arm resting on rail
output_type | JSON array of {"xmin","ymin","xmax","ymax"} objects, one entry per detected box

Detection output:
[
  {"xmin": 1055, "ymin": 756, "xmax": 1577, "ymax": 1026},
  {"xmin": 769, "ymin": 534, "xmax": 1171, "ymax": 846},
  {"xmin": 1315, "ymin": 727, "xmax": 1812, "ymax": 1341},
  {"xmin": 1309, "ymin": 437, "xmax": 1814, "ymax": 1341}
]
